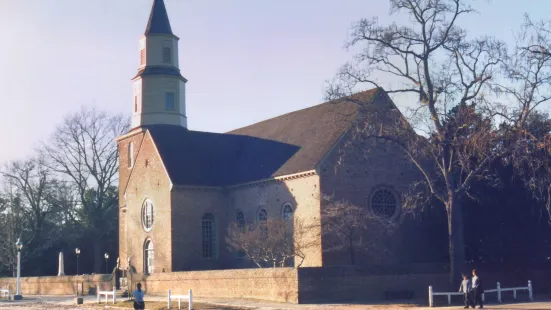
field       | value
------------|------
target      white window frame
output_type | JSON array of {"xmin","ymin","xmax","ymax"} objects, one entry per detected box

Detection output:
[
  {"xmin": 141, "ymin": 199, "xmax": 154, "ymax": 232},
  {"xmin": 144, "ymin": 239, "xmax": 154, "ymax": 274},
  {"xmin": 128, "ymin": 142, "xmax": 134, "ymax": 168}
]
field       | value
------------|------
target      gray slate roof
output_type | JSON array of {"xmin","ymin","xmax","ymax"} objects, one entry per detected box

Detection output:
[
  {"xmin": 145, "ymin": 0, "xmax": 173, "ymax": 36},
  {"xmin": 147, "ymin": 88, "xmax": 381, "ymax": 187}
]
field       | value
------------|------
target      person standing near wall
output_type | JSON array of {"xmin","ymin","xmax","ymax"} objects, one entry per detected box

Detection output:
[{"xmin": 133, "ymin": 283, "xmax": 145, "ymax": 309}]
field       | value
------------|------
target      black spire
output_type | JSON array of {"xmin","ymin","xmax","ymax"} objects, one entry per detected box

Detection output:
[{"xmin": 144, "ymin": 0, "xmax": 173, "ymax": 35}]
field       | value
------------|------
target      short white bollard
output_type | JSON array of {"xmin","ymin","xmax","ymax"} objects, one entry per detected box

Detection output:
[
  {"xmin": 497, "ymin": 282, "xmax": 502, "ymax": 303},
  {"xmin": 528, "ymin": 280, "xmax": 533, "ymax": 301},
  {"xmin": 428, "ymin": 286, "xmax": 433, "ymax": 307}
]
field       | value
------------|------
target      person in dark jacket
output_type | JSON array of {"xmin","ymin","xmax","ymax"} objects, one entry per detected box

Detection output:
[{"xmin": 471, "ymin": 269, "xmax": 483, "ymax": 309}]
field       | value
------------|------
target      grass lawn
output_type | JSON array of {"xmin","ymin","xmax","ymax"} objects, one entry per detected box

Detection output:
[{"xmin": 84, "ymin": 300, "xmax": 245, "ymax": 310}]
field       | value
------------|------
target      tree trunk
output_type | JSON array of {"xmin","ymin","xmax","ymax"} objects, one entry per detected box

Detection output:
[
  {"xmin": 93, "ymin": 237, "xmax": 102, "ymax": 274},
  {"xmin": 446, "ymin": 192, "xmax": 466, "ymax": 284}
]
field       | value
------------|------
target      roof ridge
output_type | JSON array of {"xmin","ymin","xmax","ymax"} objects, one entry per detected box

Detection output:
[{"xmin": 227, "ymin": 88, "xmax": 379, "ymax": 134}]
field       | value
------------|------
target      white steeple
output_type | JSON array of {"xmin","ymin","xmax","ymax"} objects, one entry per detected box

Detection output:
[{"xmin": 131, "ymin": 0, "xmax": 188, "ymax": 129}]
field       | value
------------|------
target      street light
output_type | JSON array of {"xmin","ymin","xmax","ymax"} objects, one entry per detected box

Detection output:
[
  {"xmin": 75, "ymin": 248, "xmax": 80, "ymax": 275},
  {"xmin": 14, "ymin": 238, "xmax": 23, "ymax": 301},
  {"xmin": 104, "ymin": 253, "xmax": 109, "ymax": 274}
]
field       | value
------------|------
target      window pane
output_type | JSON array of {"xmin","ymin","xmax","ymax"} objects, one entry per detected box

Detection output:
[
  {"xmin": 371, "ymin": 189, "xmax": 397, "ymax": 219},
  {"xmin": 283, "ymin": 204, "xmax": 293, "ymax": 220},
  {"xmin": 165, "ymin": 92, "xmax": 175, "ymax": 111},
  {"xmin": 202, "ymin": 214, "xmax": 215, "ymax": 258},
  {"xmin": 142, "ymin": 200, "xmax": 154, "ymax": 231}
]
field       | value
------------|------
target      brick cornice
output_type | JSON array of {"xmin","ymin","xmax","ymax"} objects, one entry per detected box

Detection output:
[
  {"xmin": 115, "ymin": 127, "xmax": 147, "ymax": 142},
  {"xmin": 171, "ymin": 170, "xmax": 318, "ymax": 191}
]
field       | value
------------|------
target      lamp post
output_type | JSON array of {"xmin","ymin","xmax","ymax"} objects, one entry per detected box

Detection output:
[
  {"xmin": 14, "ymin": 238, "xmax": 23, "ymax": 301},
  {"xmin": 75, "ymin": 248, "xmax": 80, "ymax": 275},
  {"xmin": 104, "ymin": 253, "xmax": 109, "ymax": 274}
]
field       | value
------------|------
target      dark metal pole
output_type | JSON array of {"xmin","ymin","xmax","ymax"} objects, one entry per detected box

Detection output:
[
  {"xmin": 76, "ymin": 255, "xmax": 80, "ymax": 275},
  {"xmin": 105, "ymin": 258, "xmax": 108, "ymax": 274}
]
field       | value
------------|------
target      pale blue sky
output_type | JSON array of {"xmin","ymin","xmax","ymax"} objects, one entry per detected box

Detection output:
[{"xmin": 0, "ymin": 0, "xmax": 547, "ymax": 163}]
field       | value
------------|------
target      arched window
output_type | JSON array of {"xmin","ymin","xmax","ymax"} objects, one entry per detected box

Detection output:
[
  {"xmin": 202, "ymin": 213, "xmax": 216, "ymax": 259},
  {"xmin": 370, "ymin": 188, "xmax": 399, "ymax": 219},
  {"xmin": 144, "ymin": 239, "xmax": 154, "ymax": 274},
  {"xmin": 257, "ymin": 208, "xmax": 268, "ymax": 223},
  {"xmin": 141, "ymin": 199, "xmax": 154, "ymax": 232},
  {"xmin": 236, "ymin": 211, "xmax": 245, "ymax": 231},
  {"xmin": 128, "ymin": 142, "xmax": 135, "ymax": 168},
  {"xmin": 282, "ymin": 203, "xmax": 293, "ymax": 220},
  {"xmin": 257, "ymin": 208, "xmax": 268, "ymax": 238}
]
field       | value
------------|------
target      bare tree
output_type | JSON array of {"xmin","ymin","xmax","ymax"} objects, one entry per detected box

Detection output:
[
  {"xmin": 327, "ymin": 0, "xmax": 508, "ymax": 283},
  {"xmin": 226, "ymin": 217, "xmax": 314, "ymax": 268},
  {"xmin": 0, "ymin": 183, "xmax": 24, "ymax": 276},
  {"xmin": 1, "ymin": 157, "xmax": 60, "ymax": 266},
  {"xmin": 492, "ymin": 16, "xmax": 551, "ymax": 219},
  {"xmin": 42, "ymin": 107, "xmax": 129, "ymax": 273},
  {"xmin": 321, "ymin": 195, "xmax": 395, "ymax": 265}
]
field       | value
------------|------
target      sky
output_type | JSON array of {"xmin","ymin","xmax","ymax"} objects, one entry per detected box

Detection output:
[{"xmin": 0, "ymin": 0, "xmax": 548, "ymax": 164}]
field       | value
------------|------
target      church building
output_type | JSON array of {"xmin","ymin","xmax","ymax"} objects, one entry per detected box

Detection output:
[{"xmin": 117, "ymin": 0, "xmax": 440, "ymax": 274}]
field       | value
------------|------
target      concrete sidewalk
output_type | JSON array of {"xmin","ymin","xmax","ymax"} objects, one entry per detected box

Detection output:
[{"xmin": 1, "ymin": 295, "xmax": 550, "ymax": 309}]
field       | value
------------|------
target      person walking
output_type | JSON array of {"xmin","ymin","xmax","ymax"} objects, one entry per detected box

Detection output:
[
  {"xmin": 459, "ymin": 273, "xmax": 472, "ymax": 309},
  {"xmin": 133, "ymin": 282, "xmax": 145, "ymax": 310},
  {"xmin": 471, "ymin": 269, "xmax": 483, "ymax": 309}
]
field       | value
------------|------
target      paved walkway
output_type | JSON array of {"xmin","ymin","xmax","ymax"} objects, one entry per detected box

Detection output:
[{"xmin": 0, "ymin": 295, "xmax": 550, "ymax": 309}]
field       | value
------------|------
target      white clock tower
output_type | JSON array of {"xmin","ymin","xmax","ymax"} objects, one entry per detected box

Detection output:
[{"xmin": 132, "ymin": 0, "xmax": 187, "ymax": 129}]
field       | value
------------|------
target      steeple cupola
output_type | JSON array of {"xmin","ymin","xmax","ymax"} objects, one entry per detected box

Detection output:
[{"xmin": 131, "ymin": 0, "xmax": 188, "ymax": 129}]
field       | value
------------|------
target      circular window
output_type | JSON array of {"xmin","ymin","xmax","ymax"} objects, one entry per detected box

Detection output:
[
  {"xmin": 370, "ymin": 189, "xmax": 399, "ymax": 219},
  {"xmin": 141, "ymin": 199, "xmax": 154, "ymax": 232}
]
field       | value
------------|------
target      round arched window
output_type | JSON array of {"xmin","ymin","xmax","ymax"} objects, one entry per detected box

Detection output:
[
  {"xmin": 257, "ymin": 208, "xmax": 268, "ymax": 223},
  {"xmin": 141, "ymin": 200, "xmax": 154, "ymax": 232},
  {"xmin": 370, "ymin": 189, "xmax": 399, "ymax": 219}
]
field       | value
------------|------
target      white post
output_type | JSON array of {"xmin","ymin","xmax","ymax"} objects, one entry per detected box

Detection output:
[
  {"xmin": 15, "ymin": 251, "xmax": 21, "ymax": 297},
  {"xmin": 189, "ymin": 289, "xmax": 193, "ymax": 310},
  {"xmin": 497, "ymin": 282, "xmax": 502, "ymax": 303},
  {"xmin": 482, "ymin": 292, "xmax": 485, "ymax": 302},
  {"xmin": 113, "ymin": 286, "xmax": 116, "ymax": 304},
  {"xmin": 178, "ymin": 297, "xmax": 181, "ymax": 309},
  {"xmin": 513, "ymin": 289, "xmax": 517, "ymax": 300},
  {"xmin": 428, "ymin": 286, "xmax": 433, "ymax": 307},
  {"xmin": 447, "ymin": 294, "xmax": 451, "ymax": 305},
  {"xmin": 168, "ymin": 289, "xmax": 171, "ymax": 308},
  {"xmin": 528, "ymin": 280, "xmax": 533, "ymax": 301},
  {"xmin": 57, "ymin": 252, "xmax": 65, "ymax": 276},
  {"xmin": 96, "ymin": 285, "xmax": 100, "ymax": 304}
]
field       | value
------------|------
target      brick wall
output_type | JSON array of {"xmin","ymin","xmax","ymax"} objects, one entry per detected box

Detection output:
[
  {"xmin": 117, "ymin": 128, "xmax": 147, "ymax": 270},
  {"xmin": 227, "ymin": 174, "xmax": 323, "ymax": 268},
  {"xmin": 171, "ymin": 187, "xmax": 228, "ymax": 271},
  {"xmin": 318, "ymin": 93, "xmax": 447, "ymax": 266},
  {"xmin": 0, "ymin": 275, "xmax": 112, "ymax": 296},
  {"xmin": 123, "ymin": 131, "xmax": 173, "ymax": 273},
  {"xmin": 132, "ymin": 268, "xmax": 299, "ymax": 303},
  {"xmin": 298, "ymin": 266, "xmax": 449, "ymax": 303}
]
